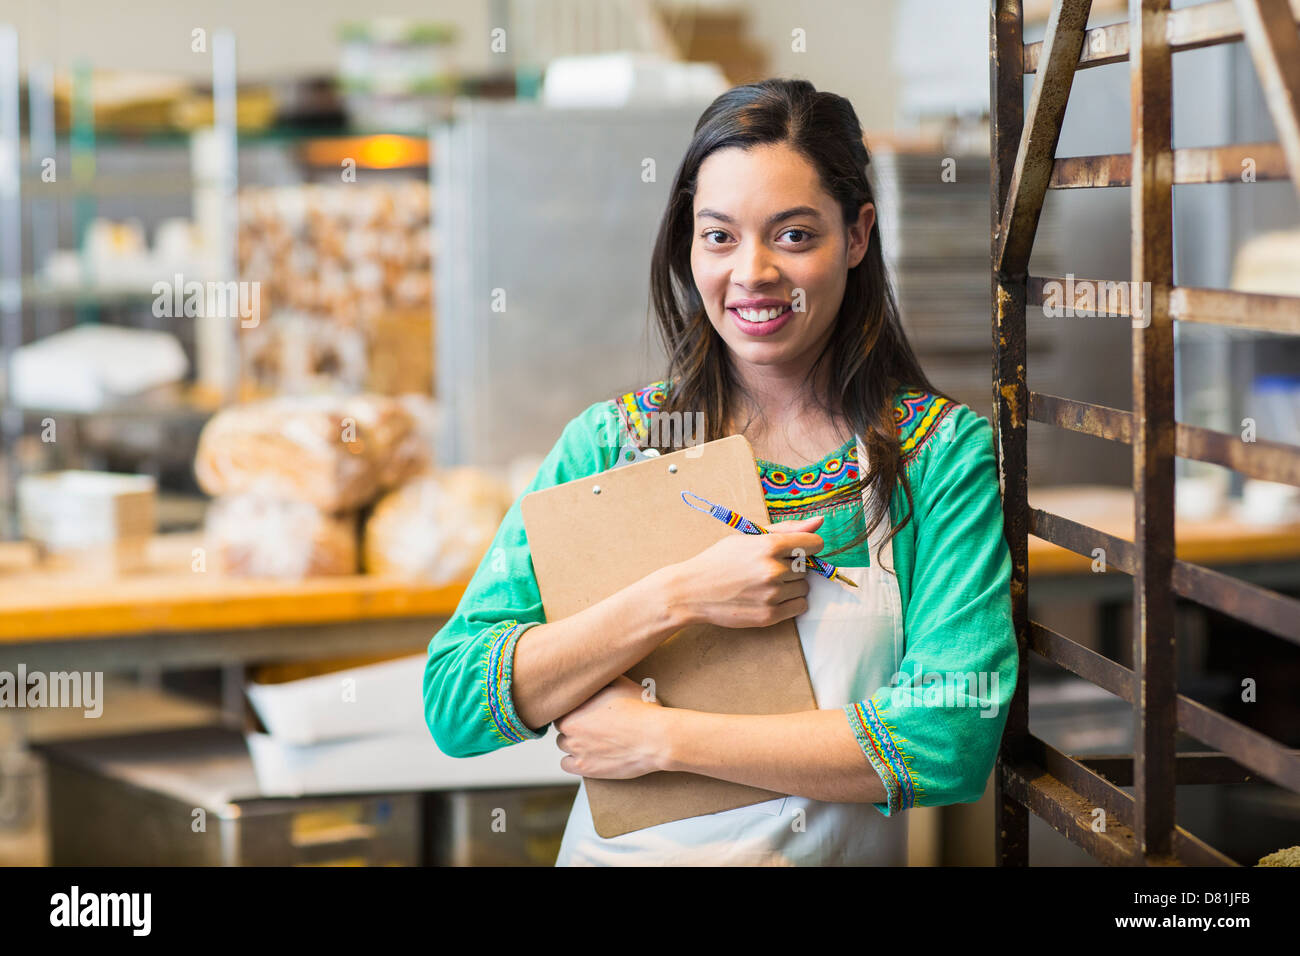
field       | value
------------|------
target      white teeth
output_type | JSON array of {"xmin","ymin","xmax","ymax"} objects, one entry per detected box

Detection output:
[{"xmin": 736, "ymin": 306, "xmax": 786, "ymax": 323}]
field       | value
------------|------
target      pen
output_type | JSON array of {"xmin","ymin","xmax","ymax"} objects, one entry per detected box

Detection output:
[{"xmin": 680, "ymin": 490, "xmax": 859, "ymax": 589}]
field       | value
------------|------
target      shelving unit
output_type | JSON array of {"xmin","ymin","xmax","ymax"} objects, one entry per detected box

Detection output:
[
  {"xmin": 0, "ymin": 23, "xmax": 438, "ymax": 538},
  {"xmin": 1, "ymin": 36, "xmax": 236, "ymax": 535}
]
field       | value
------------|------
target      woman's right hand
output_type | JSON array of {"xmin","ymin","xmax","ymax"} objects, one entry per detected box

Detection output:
[{"xmin": 664, "ymin": 515, "xmax": 825, "ymax": 629}]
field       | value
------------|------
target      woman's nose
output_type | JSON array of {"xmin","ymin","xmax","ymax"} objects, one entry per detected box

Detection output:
[{"xmin": 730, "ymin": 240, "xmax": 780, "ymax": 288}]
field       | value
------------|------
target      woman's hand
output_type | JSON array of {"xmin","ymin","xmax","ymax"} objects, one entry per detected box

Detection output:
[
  {"xmin": 663, "ymin": 514, "xmax": 824, "ymax": 629},
  {"xmin": 554, "ymin": 676, "xmax": 668, "ymax": 779}
]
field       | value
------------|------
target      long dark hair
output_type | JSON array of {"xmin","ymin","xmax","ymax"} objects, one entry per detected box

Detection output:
[{"xmin": 645, "ymin": 77, "xmax": 947, "ymax": 563}]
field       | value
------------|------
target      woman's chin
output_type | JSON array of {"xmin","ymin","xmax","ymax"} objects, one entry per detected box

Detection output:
[{"xmin": 724, "ymin": 339, "xmax": 801, "ymax": 368}]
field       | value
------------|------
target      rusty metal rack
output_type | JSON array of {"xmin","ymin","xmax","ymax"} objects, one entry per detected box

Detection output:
[{"xmin": 989, "ymin": 0, "xmax": 1300, "ymax": 865}]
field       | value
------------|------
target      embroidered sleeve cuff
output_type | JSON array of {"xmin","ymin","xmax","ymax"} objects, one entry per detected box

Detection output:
[
  {"xmin": 843, "ymin": 699, "xmax": 919, "ymax": 817},
  {"xmin": 483, "ymin": 621, "xmax": 546, "ymax": 744}
]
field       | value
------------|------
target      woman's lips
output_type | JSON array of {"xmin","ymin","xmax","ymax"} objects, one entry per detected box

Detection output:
[{"xmin": 728, "ymin": 305, "xmax": 794, "ymax": 337}]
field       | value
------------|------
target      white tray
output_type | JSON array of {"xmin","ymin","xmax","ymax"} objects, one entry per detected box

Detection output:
[
  {"xmin": 245, "ymin": 728, "xmax": 573, "ymax": 797},
  {"xmin": 244, "ymin": 654, "xmax": 429, "ymax": 745}
]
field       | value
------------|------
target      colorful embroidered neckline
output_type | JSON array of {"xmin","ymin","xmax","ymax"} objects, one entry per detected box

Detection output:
[
  {"xmin": 756, "ymin": 437, "xmax": 863, "ymax": 517},
  {"xmin": 611, "ymin": 381, "xmax": 956, "ymax": 513},
  {"xmin": 896, "ymin": 389, "xmax": 956, "ymax": 463},
  {"xmin": 755, "ymin": 438, "xmax": 858, "ymax": 494}
]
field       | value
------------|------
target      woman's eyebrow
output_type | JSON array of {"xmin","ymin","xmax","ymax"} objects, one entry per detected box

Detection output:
[{"xmin": 695, "ymin": 206, "xmax": 824, "ymax": 225}]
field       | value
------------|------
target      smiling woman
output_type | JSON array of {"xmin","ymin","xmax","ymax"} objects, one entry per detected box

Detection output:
[
  {"xmin": 423, "ymin": 78, "xmax": 1017, "ymax": 867},
  {"xmin": 696, "ymin": 188, "xmax": 855, "ymax": 346}
]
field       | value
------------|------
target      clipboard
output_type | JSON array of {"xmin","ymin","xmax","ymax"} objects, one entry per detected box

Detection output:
[{"xmin": 520, "ymin": 434, "xmax": 818, "ymax": 838}]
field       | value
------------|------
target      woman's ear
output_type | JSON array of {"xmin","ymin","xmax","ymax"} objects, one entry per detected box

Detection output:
[{"xmin": 847, "ymin": 202, "xmax": 875, "ymax": 268}]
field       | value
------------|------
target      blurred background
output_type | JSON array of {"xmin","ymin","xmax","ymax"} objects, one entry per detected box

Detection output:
[{"xmin": 0, "ymin": 0, "xmax": 1296, "ymax": 867}]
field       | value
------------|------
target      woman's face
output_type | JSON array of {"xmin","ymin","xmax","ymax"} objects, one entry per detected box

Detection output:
[{"xmin": 690, "ymin": 142, "xmax": 874, "ymax": 378}]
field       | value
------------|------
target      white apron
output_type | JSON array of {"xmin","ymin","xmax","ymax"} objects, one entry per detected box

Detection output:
[{"xmin": 554, "ymin": 436, "xmax": 909, "ymax": 866}]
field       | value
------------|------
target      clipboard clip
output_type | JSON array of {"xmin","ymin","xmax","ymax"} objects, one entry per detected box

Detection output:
[
  {"xmin": 611, "ymin": 412, "xmax": 660, "ymax": 469},
  {"xmin": 614, "ymin": 440, "xmax": 660, "ymax": 468}
]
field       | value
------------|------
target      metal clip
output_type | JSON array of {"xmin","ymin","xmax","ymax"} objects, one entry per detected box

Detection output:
[
  {"xmin": 614, "ymin": 441, "xmax": 660, "ymax": 468},
  {"xmin": 612, "ymin": 417, "xmax": 659, "ymax": 468}
]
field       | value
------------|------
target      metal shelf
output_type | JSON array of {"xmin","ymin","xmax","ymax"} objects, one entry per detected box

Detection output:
[
  {"xmin": 20, "ymin": 279, "xmax": 169, "ymax": 308},
  {"xmin": 17, "ymin": 173, "xmax": 194, "ymax": 196}
]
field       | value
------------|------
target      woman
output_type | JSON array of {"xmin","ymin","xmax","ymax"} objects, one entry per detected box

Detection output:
[{"xmin": 423, "ymin": 78, "xmax": 1017, "ymax": 866}]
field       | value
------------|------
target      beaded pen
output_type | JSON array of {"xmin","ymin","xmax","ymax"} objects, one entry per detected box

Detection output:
[{"xmin": 680, "ymin": 490, "xmax": 858, "ymax": 589}]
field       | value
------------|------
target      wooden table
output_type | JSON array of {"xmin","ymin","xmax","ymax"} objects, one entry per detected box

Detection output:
[
  {"xmin": 2, "ymin": 485, "xmax": 1296, "ymax": 667},
  {"xmin": 1026, "ymin": 485, "xmax": 1300, "ymax": 601},
  {"xmin": 0, "ymin": 534, "xmax": 462, "ymax": 684}
]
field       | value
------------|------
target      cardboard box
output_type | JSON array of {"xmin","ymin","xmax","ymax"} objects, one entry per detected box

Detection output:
[{"xmin": 17, "ymin": 471, "xmax": 156, "ymax": 574}]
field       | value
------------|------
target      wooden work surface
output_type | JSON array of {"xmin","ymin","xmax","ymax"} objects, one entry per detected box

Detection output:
[
  {"xmin": 1028, "ymin": 485, "xmax": 1300, "ymax": 574},
  {"xmin": 1, "ymin": 486, "xmax": 1296, "ymax": 642},
  {"xmin": 0, "ymin": 533, "xmax": 464, "ymax": 642}
]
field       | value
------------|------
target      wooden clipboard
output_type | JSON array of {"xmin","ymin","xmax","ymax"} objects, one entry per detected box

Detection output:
[{"xmin": 520, "ymin": 434, "xmax": 817, "ymax": 838}]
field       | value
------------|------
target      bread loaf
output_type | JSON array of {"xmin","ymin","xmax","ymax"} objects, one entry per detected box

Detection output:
[
  {"xmin": 206, "ymin": 494, "xmax": 358, "ymax": 578},
  {"xmin": 363, "ymin": 469, "xmax": 511, "ymax": 583},
  {"xmin": 194, "ymin": 394, "xmax": 429, "ymax": 512}
]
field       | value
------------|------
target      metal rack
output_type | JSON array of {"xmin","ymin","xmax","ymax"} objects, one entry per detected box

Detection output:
[
  {"xmin": 0, "ymin": 26, "xmax": 435, "ymax": 537},
  {"xmin": 0, "ymin": 29, "xmax": 245, "ymax": 537},
  {"xmin": 990, "ymin": 0, "xmax": 1300, "ymax": 865}
]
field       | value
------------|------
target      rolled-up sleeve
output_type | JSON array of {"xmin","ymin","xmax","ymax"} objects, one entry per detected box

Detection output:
[
  {"xmin": 423, "ymin": 401, "xmax": 618, "ymax": 757},
  {"xmin": 843, "ymin": 408, "xmax": 1018, "ymax": 816}
]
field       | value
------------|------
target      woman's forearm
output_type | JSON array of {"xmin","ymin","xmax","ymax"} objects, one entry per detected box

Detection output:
[
  {"xmin": 510, "ymin": 564, "xmax": 693, "ymax": 731},
  {"xmin": 655, "ymin": 708, "xmax": 889, "ymax": 805}
]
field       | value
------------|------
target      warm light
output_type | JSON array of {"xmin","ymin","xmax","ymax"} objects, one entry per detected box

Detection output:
[
  {"xmin": 300, "ymin": 135, "xmax": 429, "ymax": 169},
  {"xmin": 357, "ymin": 135, "xmax": 420, "ymax": 169}
]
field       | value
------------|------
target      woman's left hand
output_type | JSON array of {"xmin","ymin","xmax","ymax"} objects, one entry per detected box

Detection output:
[{"xmin": 554, "ymin": 675, "xmax": 668, "ymax": 779}]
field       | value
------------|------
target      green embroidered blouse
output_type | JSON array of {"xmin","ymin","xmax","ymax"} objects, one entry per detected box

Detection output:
[{"xmin": 423, "ymin": 382, "xmax": 1018, "ymax": 817}]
